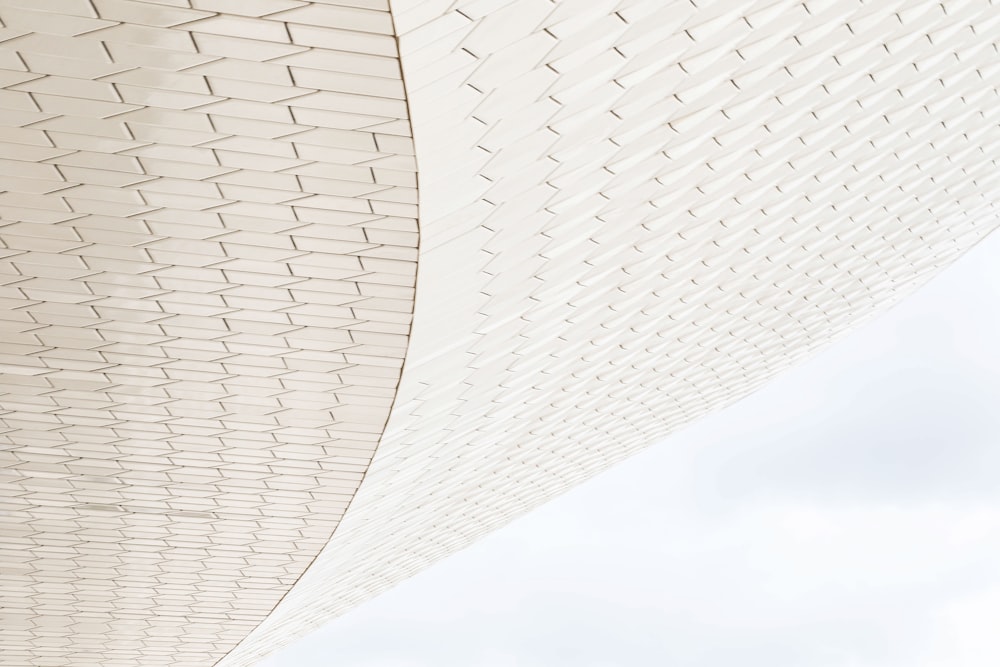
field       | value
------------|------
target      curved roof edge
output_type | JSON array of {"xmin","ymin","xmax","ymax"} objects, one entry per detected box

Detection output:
[{"xmin": 220, "ymin": 0, "xmax": 1000, "ymax": 663}]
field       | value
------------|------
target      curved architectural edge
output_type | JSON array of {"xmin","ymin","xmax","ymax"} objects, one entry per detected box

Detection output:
[
  {"xmin": 220, "ymin": 0, "xmax": 1000, "ymax": 664},
  {"xmin": 0, "ymin": 3, "xmax": 417, "ymax": 666}
]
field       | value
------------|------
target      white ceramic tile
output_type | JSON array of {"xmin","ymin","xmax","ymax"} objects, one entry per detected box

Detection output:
[{"xmin": 270, "ymin": 5, "xmax": 394, "ymax": 34}]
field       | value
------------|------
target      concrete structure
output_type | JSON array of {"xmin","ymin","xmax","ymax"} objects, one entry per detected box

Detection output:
[{"xmin": 1, "ymin": 1, "xmax": 998, "ymax": 665}]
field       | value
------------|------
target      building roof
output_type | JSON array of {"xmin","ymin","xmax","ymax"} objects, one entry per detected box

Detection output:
[{"xmin": 2, "ymin": 1, "xmax": 999, "ymax": 665}]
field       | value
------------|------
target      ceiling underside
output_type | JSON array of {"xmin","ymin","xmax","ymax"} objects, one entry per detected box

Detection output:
[
  {"xmin": 3, "ymin": 1, "xmax": 1000, "ymax": 666},
  {"xmin": 0, "ymin": 1, "xmax": 416, "ymax": 665}
]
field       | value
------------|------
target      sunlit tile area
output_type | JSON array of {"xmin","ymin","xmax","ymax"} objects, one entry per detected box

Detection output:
[
  {"xmin": 0, "ymin": 1, "xmax": 416, "ymax": 665},
  {"xmin": 220, "ymin": 1, "xmax": 1000, "ymax": 664}
]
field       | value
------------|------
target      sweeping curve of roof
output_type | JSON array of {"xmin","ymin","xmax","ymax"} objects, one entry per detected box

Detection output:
[{"xmin": 3, "ymin": 1, "xmax": 1000, "ymax": 666}]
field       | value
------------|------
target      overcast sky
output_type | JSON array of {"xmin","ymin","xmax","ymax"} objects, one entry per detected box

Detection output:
[{"xmin": 261, "ymin": 231, "xmax": 1000, "ymax": 667}]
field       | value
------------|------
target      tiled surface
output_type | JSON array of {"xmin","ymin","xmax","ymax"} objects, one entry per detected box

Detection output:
[
  {"xmin": 220, "ymin": 0, "xmax": 1000, "ymax": 663},
  {"xmin": 0, "ymin": 2, "xmax": 416, "ymax": 665},
  {"xmin": 5, "ymin": 1, "xmax": 1000, "ymax": 666}
]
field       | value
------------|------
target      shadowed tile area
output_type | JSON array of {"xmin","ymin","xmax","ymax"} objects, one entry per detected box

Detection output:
[{"xmin": 0, "ymin": 2, "xmax": 416, "ymax": 665}]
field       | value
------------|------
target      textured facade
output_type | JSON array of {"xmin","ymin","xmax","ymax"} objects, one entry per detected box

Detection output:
[
  {"xmin": 3, "ymin": 0, "xmax": 1000, "ymax": 666},
  {"xmin": 0, "ymin": 2, "xmax": 416, "ymax": 665}
]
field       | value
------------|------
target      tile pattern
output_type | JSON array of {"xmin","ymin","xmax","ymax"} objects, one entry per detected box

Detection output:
[
  {"xmin": 219, "ymin": 0, "xmax": 1000, "ymax": 663},
  {"xmin": 0, "ymin": 2, "xmax": 416, "ymax": 665}
]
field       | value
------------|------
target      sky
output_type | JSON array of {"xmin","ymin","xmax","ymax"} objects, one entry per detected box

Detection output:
[{"xmin": 261, "ymin": 230, "xmax": 1000, "ymax": 667}]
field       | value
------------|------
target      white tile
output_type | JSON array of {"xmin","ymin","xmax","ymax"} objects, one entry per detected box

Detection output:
[
  {"xmin": 191, "ymin": 33, "xmax": 307, "ymax": 62},
  {"xmin": 271, "ymin": 5, "xmax": 394, "ymax": 35},
  {"xmin": 0, "ymin": 6, "xmax": 115, "ymax": 35},
  {"xmin": 91, "ymin": 0, "xmax": 212, "ymax": 27},
  {"xmin": 287, "ymin": 24, "xmax": 398, "ymax": 56},
  {"xmin": 190, "ymin": 0, "xmax": 306, "ymax": 17}
]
